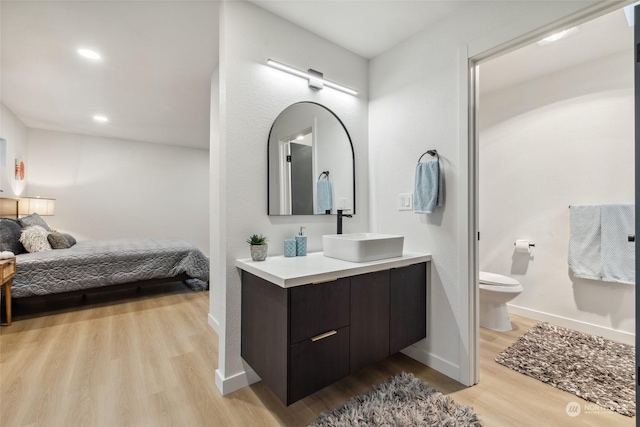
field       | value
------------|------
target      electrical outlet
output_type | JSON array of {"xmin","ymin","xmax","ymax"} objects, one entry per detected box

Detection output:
[{"xmin": 398, "ymin": 193, "xmax": 413, "ymax": 211}]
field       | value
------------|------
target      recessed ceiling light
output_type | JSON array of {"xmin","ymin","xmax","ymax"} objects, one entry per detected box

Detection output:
[
  {"xmin": 536, "ymin": 27, "xmax": 579, "ymax": 46},
  {"xmin": 78, "ymin": 49, "xmax": 102, "ymax": 60},
  {"xmin": 93, "ymin": 115, "xmax": 108, "ymax": 123}
]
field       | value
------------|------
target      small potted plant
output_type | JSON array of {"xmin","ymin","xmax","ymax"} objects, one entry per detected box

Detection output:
[{"xmin": 247, "ymin": 234, "xmax": 268, "ymax": 261}]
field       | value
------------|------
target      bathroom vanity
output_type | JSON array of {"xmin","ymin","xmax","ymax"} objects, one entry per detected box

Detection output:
[{"xmin": 237, "ymin": 252, "xmax": 430, "ymax": 405}]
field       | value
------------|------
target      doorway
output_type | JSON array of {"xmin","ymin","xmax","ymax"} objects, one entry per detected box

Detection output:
[{"xmin": 467, "ymin": 2, "xmax": 636, "ymax": 386}]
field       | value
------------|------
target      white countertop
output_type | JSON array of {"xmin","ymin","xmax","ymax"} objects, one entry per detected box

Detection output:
[{"xmin": 236, "ymin": 251, "xmax": 431, "ymax": 288}]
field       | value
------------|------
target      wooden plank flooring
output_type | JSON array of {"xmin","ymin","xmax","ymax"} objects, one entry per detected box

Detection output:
[{"xmin": 1, "ymin": 284, "xmax": 634, "ymax": 426}]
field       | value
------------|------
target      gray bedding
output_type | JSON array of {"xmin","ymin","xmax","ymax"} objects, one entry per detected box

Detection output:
[{"xmin": 12, "ymin": 238, "xmax": 210, "ymax": 298}]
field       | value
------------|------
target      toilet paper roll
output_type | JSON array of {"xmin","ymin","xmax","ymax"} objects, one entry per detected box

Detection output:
[{"xmin": 515, "ymin": 240, "xmax": 531, "ymax": 254}]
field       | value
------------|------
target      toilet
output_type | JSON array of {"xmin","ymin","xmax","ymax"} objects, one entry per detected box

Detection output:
[{"xmin": 479, "ymin": 271, "xmax": 523, "ymax": 331}]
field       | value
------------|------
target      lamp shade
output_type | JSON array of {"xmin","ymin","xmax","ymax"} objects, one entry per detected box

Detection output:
[
  {"xmin": 18, "ymin": 197, "xmax": 56, "ymax": 216},
  {"xmin": 0, "ymin": 198, "xmax": 18, "ymax": 218}
]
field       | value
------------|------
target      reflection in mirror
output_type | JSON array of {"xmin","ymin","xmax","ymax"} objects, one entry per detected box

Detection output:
[{"xmin": 268, "ymin": 102, "xmax": 355, "ymax": 216}]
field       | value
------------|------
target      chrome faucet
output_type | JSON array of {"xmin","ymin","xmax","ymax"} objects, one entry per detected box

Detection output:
[{"xmin": 336, "ymin": 209, "xmax": 352, "ymax": 234}]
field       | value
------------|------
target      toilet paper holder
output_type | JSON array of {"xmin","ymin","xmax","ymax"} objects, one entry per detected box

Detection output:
[{"xmin": 514, "ymin": 242, "xmax": 535, "ymax": 247}]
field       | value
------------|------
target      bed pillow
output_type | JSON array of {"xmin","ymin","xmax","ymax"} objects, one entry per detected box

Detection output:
[
  {"xmin": 0, "ymin": 219, "xmax": 26, "ymax": 255},
  {"xmin": 61, "ymin": 233, "xmax": 77, "ymax": 247},
  {"xmin": 48, "ymin": 231, "xmax": 71, "ymax": 249},
  {"xmin": 19, "ymin": 225, "xmax": 52, "ymax": 253},
  {"xmin": 18, "ymin": 213, "xmax": 51, "ymax": 231}
]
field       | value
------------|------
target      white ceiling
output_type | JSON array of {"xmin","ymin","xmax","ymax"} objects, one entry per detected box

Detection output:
[
  {"xmin": 1, "ymin": 1, "xmax": 219, "ymax": 149},
  {"xmin": 250, "ymin": 0, "xmax": 467, "ymax": 59},
  {"xmin": 0, "ymin": 1, "xmax": 467, "ymax": 149},
  {"xmin": 0, "ymin": 2, "xmax": 632, "ymax": 150},
  {"xmin": 480, "ymin": 8, "xmax": 633, "ymax": 95}
]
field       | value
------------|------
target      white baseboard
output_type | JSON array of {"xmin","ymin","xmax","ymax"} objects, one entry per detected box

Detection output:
[
  {"xmin": 508, "ymin": 304, "xmax": 635, "ymax": 345},
  {"xmin": 207, "ymin": 313, "xmax": 220, "ymax": 335},
  {"xmin": 215, "ymin": 366, "xmax": 261, "ymax": 396},
  {"xmin": 401, "ymin": 345, "xmax": 460, "ymax": 383}
]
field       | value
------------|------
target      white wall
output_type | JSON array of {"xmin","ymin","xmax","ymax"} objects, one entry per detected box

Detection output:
[
  {"xmin": 369, "ymin": 1, "xmax": 599, "ymax": 383},
  {"xmin": 479, "ymin": 50, "xmax": 634, "ymax": 342},
  {"xmin": 0, "ymin": 103, "xmax": 28, "ymax": 196},
  {"xmin": 213, "ymin": 1, "xmax": 369, "ymax": 394},
  {"xmin": 27, "ymin": 128, "xmax": 210, "ymax": 255}
]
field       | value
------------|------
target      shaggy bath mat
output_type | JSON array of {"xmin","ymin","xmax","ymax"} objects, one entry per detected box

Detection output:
[
  {"xmin": 495, "ymin": 322, "xmax": 635, "ymax": 417},
  {"xmin": 309, "ymin": 372, "xmax": 482, "ymax": 426}
]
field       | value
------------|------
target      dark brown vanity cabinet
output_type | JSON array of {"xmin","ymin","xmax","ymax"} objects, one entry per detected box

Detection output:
[
  {"xmin": 350, "ymin": 270, "xmax": 390, "ymax": 373},
  {"xmin": 390, "ymin": 262, "xmax": 427, "ymax": 354},
  {"xmin": 241, "ymin": 262, "xmax": 427, "ymax": 406}
]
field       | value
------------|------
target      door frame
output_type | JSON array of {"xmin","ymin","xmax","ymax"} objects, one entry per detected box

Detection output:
[{"xmin": 462, "ymin": 1, "xmax": 633, "ymax": 386}]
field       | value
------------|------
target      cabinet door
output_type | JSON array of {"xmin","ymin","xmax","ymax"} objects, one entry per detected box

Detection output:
[
  {"xmin": 241, "ymin": 272, "xmax": 289, "ymax": 404},
  {"xmin": 350, "ymin": 270, "xmax": 390, "ymax": 373},
  {"xmin": 290, "ymin": 278, "xmax": 350, "ymax": 344},
  {"xmin": 289, "ymin": 326, "xmax": 350, "ymax": 405},
  {"xmin": 389, "ymin": 263, "xmax": 427, "ymax": 354}
]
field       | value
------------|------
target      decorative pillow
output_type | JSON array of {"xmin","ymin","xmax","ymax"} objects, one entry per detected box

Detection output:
[
  {"xmin": 18, "ymin": 213, "xmax": 51, "ymax": 231},
  {"xmin": 61, "ymin": 233, "xmax": 77, "ymax": 247},
  {"xmin": 19, "ymin": 225, "xmax": 52, "ymax": 253},
  {"xmin": 0, "ymin": 219, "xmax": 26, "ymax": 255},
  {"xmin": 47, "ymin": 231, "xmax": 71, "ymax": 249}
]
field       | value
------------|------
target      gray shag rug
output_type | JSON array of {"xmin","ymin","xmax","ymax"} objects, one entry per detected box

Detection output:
[
  {"xmin": 495, "ymin": 322, "xmax": 635, "ymax": 417},
  {"xmin": 309, "ymin": 372, "xmax": 482, "ymax": 426}
]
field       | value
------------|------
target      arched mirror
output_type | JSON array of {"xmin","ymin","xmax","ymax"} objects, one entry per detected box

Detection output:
[{"xmin": 268, "ymin": 102, "xmax": 355, "ymax": 216}]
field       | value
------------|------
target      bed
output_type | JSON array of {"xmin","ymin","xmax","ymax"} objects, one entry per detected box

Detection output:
[{"xmin": 0, "ymin": 215, "xmax": 209, "ymax": 299}]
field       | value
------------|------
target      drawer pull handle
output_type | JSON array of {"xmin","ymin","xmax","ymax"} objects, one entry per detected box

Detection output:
[{"xmin": 311, "ymin": 330, "xmax": 337, "ymax": 342}]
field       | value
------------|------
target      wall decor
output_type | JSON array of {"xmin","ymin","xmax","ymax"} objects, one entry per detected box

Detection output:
[{"xmin": 15, "ymin": 158, "xmax": 25, "ymax": 181}]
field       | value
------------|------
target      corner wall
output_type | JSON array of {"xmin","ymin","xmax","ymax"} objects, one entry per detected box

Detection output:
[
  {"xmin": 214, "ymin": 1, "xmax": 369, "ymax": 394},
  {"xmin": 479, "ymin": 50, "xmax": 634, "ymax": 343},
  {"xmin": 27, "ymin": 128, "xmax": 210, "ymax": 255},
  {"xmin": 0, "ymin": 103, "xmax": 28, "ymax": 196}
]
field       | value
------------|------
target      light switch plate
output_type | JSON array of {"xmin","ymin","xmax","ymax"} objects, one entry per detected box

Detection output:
[{"xmin": 398, "ymin": 193, "xmax": 413, "ymax": 211}]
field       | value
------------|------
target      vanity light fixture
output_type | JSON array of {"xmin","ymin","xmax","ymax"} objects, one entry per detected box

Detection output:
[
  {"xmin": 93, "ymin": 115, "xmax": 109, "ymax": 123},
  {"xmin": 78, "ymin": 48, "xmax": 102, "ymax": 60},
  {"xmin": 267, "ymin": 59, "xmax": 358, "ymax": 96}
]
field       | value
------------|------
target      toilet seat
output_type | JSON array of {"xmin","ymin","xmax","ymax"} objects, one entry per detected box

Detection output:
[{"xmin": 479, "ymin": 271, "xmax": 520, "ymax": 287}]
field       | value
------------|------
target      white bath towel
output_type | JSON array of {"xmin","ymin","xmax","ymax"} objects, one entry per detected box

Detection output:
[
  {"xmin": 601, "ymin": 204, "xmax": 635, "ymax": 285},
  {"xmin": 568, "ymin": 205, "xmax": 602, "ymax": 281}
]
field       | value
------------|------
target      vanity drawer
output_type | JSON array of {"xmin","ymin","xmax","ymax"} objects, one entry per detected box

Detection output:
[
  {"xmin": 289, "ymin": 277, "xmax": 350, "ymax": 344},
  {"xmin": 289, "ymin": 326, "xmax": 350, "ymax": 404}
]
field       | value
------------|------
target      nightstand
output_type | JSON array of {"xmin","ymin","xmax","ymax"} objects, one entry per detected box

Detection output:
[{"xmin": 1, "ymin": 258, "xmax": 15, "ymax": 326}]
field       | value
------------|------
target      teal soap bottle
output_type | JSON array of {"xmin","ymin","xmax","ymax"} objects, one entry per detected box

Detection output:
[{"xmin": 295, "ymin": 227, "xmax": 307, "ymax": 256}]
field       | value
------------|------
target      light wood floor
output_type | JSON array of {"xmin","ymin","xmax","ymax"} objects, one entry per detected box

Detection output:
[{"xmin": 1, "ymin": 284, "xmax": 634, "ymax": 426}]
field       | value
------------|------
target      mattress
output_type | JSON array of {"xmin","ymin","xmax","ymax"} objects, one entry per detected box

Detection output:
[{"xmin": 12, "ymin": 238, "xmax": 210, "ymax": 298}]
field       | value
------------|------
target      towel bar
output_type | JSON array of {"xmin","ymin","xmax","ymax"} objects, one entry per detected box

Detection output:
[{"xmin": 418, "ymin": 150, "xmax": 439, "ymax": 163}]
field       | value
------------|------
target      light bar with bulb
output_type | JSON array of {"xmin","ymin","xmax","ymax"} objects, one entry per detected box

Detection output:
[{"xmin": 267, "ymin": 59, "xmax": 358, "ymax": 96}]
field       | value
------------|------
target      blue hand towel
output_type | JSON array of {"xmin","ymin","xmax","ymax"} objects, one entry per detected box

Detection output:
[
  {"xmin": 317, "ymin": 178, "xmax": 332, "ymax": 213},
  {"xmin": 414, "ymin": 159, "xmax": 442, "ymax": 214}
]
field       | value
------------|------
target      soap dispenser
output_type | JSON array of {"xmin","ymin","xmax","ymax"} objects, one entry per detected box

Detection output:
[{"xmin": 295, "ymin": 227, "xmax": 307, "ymax": 256}]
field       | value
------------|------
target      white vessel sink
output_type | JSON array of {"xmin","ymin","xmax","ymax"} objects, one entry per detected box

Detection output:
[{"xmin": 323, "ymin": 233, "xmax": 404, "ymax": 263}]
